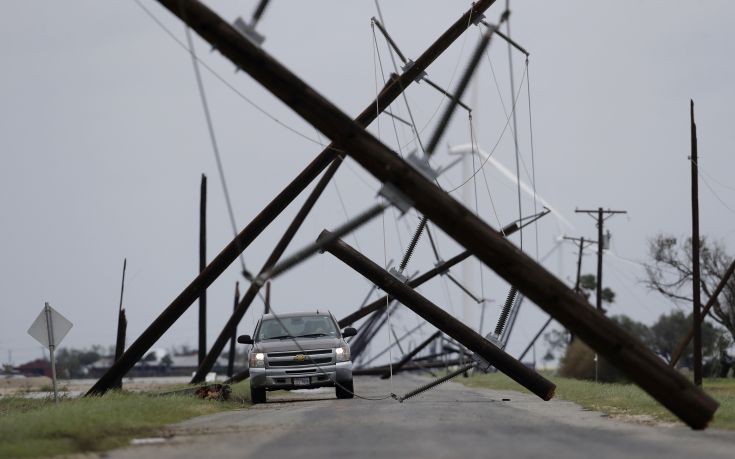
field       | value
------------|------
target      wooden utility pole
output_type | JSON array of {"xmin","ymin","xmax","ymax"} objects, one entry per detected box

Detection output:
[
  {"xmin": 198, "ymin": 174, "xmax": 207, "ymax": 366},
  {"xmin": 690, "ymin": 100, "xmax": 703, "ymax": 386},
  {"xmin": 562, "ymin": 236, "xmax": 594, "ymax": 344},
  {"xmin": 264, "ymin": 281, "xmax": 271, "ymax": 315},
  {"xmin": 563, "ymin": 236, "xmax": 596, "ymax": 295},
  {"xmin": 574, "ymin": 208, "xmax": 626, "ymax": 312},
  {"xmin": 227, "ymin": 282, "xmax": 239, "ymax": 379},
  {"xmin": 113, "ymin": 258, "xmax": 127, "ymax": 390}
]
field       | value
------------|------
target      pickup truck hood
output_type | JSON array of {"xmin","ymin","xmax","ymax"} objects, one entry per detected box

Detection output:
[{"xmin": 254, "ymin": 337, "xmax": 342, "ymax": 353}]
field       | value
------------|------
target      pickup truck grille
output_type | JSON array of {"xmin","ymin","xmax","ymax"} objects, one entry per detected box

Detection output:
[
  {"xmin": 267, "ymin": 349, "xmax": 330, "ymax": 358},
  {"xmin": 268, "ymin": 357, "xmax": 333, "ymax": 367},
  {"xmin": 266, "ymin": 348, "xmax": 334, "ymax": 368}
]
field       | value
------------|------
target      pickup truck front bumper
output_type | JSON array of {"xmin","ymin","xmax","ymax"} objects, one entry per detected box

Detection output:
[{"xmin": 250, "ymin": 361, "xmax": 352, "ymax": 391}]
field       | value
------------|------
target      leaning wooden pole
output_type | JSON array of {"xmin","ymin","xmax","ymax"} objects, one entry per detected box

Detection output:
[
  {"xmin": 198, "ymin": 174, "xmax": 207, "ymax": 366},
  {"xmin": 338, "ymin": 217, "xmax": 530, "ymax": 328},
  {"xmin": 320, "ymin": 232, "xmax": 556, "ymax": 400},
  {"xmin": 690, "ymin": 100, "xmax": 703, "ymax": 386},
  {"xmin": 670, "ymin": 258, "xmax": 735, "ymax": 367},
  {"xmin": 161, "ymin": 0, "xmax": 719, "ymax": 427}
]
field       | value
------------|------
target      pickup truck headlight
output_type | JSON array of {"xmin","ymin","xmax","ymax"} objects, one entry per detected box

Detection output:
[
  {"xmin": 335, "ymin": 345, "xmax": 350, "ymax": 362},
  {"xmin": 249, "ymin": 352, "xmax": 265, "ymax": 368}
]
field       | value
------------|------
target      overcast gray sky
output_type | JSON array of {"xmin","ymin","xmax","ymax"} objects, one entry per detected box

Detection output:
[{"xmin": 2, "ymin": 1, "xmax": 734, "ymax": 368}]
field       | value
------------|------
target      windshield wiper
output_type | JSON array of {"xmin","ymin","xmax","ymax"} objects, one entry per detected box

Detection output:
[
  {"xmin": 267, "ymin": 335, "xmax": 295, "ymax": 340},
  {"xmin": 296, "ymin": 333, "xmax": 330, "ymax": 338}
]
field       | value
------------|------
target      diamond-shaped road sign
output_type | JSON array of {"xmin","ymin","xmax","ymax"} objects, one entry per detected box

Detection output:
[{"xmin": 28, "ymin": 304, "xmax": 73, "ymax": 349}]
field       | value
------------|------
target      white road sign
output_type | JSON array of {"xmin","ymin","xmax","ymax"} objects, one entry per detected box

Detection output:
[{"xmin": 28, "ymin": 303, "xmax": 73, "ymax": 349}]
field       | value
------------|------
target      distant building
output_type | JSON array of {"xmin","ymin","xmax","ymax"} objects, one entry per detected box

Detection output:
[
  {"xmin": 16, "ymin": 359, "xmax": 51, "ymax": 378},
  {"xmin": 85, "ymin": 350, "xmax": 235, "ymax": 378}
]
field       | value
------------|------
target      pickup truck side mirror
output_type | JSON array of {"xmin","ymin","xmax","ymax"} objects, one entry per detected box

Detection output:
[
  {"xmin": 237, "ymin": 334, "xmax": 253, "ymax": 344},
  {"xmin": 342, "ymin": 327, "xmax": 357, "ymax": 338}
]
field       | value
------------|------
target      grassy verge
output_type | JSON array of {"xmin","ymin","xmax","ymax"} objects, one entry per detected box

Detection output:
[
  {"xmin": 459, "ymin": 372, "xmax": 735, "ymax": 430},
  {"xmin": 0, "ymin": 381, "xmax": 251, "ymax": 458}
]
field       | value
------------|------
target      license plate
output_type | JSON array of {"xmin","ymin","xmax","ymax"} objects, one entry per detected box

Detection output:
[{"xmin": 293, "ymin": 377, "xmax": 310, "ymax": 386}]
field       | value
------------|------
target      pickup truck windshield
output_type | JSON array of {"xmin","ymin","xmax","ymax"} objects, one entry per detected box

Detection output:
[{"xmin": 257, "ymin": 315, "xmax": 339, "ymax": 341}]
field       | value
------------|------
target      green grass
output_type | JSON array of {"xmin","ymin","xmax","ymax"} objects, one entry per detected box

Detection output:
[
  {"xmin": 0, "ymin": 381, "xmax": 252, "ymax": 458},
  {"xmin": 459, "ymin": 372, "xmax": 735, "ymax": 430}
]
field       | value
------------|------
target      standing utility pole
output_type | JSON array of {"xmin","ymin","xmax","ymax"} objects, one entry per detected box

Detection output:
[
  {"xmin": 227, "ymin": 282, "xmax": 239, "ymax": 379},
  {"xmin": 562, "ymin": 236, "xmax": 597, "ymax": 295},
  {"xmin": 113, "ymin": 258, "xmax": 127, "ymax": 389},
  {"xmin": 198, "ymin": 174, "xmax": 207, "ymax": 366},
  {"xmin": 575, "ymin": 208, "xmax": 626, "ymax": 313},
  {"xmin": 690, "ymin": 100, "xmax": 702, "ymax": 386}
]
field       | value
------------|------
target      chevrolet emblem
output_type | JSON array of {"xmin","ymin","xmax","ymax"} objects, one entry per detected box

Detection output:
[{"xmin": 293, "ymin": 354, "xmax": 306, "ymax": 362}]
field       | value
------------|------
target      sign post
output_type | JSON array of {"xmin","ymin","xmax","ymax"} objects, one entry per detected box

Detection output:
[{"xmin": 28, "ymin": 303, "xmax": 73, "ymax": 403}]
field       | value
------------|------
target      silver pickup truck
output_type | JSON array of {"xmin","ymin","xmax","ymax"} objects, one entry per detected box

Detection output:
[{"xmin": 237, "ymin": 311, "xmax": 357, "ymax": 404}]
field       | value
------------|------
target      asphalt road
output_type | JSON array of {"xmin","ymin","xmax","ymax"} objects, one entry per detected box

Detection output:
[{"xmin": 106, "ymin": 375, "xmax": 735, "ymax": 459}]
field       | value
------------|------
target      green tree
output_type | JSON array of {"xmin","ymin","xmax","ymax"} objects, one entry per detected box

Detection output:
[
  {"xmin": 648, "ymin": 310, "xmax": 723, "ymax": 368},
  {"xmin": 160, "ymin": 354, "xmax": 173, "ymax": 368},
  {"xmin": 579, "ymin": 274, "xmax": 616, "ymax": 305},
  {"xmin": 644, "ymin": 234, "xmax": 735, "ymax": 343},
  {"xmin": 56, "ymin": 348, "xmax": 102, "ymax": 378}
]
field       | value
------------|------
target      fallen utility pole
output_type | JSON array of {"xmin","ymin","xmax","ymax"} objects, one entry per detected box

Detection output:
[
  {"xmin": 198, "ymin": 174, "xmax": 207, "ymax": 366},
  {"xmin": 690, "ymin": 99, "xmax": 703, "ymax": 386},
  {"xmin": 338, "ymin": 211, "xmax": 547, "ymax": 328},
  {"xmin": 321, "ymin": 232, "xmax": 555, "ymax": 401},
  {"xmin": 575, "ymin": 208, "xmax": 626, "ymax": 312},
  {"xmin": 153, "ymin": 0, "xmax": 716, "ymax": 428},
  {"xmin": 186, "ymin": 0, "xmax": 500, "ymax": 385},
  {"xmin": 381, "ymin": 330, "xmax": 442, "ymax": 379},
  {"xmin": 226, "ymin": 282, "xmax": 239, "ymax": 379},
  {"xmin": 670, "ymin": 258, "xmax": 735, "ymax": 367},
  {"xmin": 88, "ymin": 0, "xmax": 495, "ymax": 395}
]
